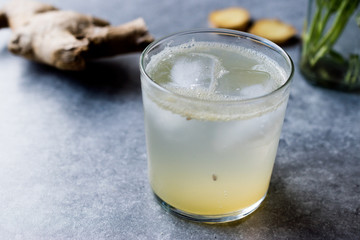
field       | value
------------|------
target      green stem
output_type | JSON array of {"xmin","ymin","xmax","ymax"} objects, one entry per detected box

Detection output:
[
  {"xmin": 309, "ymin": 0, "xmax": 359, "ymax": 66},
  {"xmin": 302, "ymin": 1, "xmax": 323, "ymax": 59},
  {"xmin": 344, "ymin": 55, "xmax": 360, "ymax": 85}
]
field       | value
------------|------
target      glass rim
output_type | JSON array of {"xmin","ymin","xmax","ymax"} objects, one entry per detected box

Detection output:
[{"xmin": 139, "ymin": 28, "xmax": 294, "ymax": 104}]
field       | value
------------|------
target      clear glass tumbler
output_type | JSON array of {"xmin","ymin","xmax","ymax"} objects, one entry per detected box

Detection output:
[{"xmin": 140, "ymin": 29, "xmax": 294, "ymax": 223}]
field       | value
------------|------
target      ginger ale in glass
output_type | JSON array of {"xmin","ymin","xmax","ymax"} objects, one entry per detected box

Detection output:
[{"xmin": 140, "ymin": 29, "xmax": 293, "ymax": 223}]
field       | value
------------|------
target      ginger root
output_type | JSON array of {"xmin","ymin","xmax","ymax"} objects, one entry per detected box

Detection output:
[{"xmin": 0, "ymin": 0, "xmax": 154, "ymax": 70}]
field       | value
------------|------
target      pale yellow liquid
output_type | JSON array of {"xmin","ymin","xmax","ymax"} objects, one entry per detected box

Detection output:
[{"xmin": 142, "ymin": 42, "xmax": 288, "ymax": 215}]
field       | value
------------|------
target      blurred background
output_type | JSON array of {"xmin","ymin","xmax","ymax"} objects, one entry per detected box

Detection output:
[{"xmin": 0, "ymin": 0, "xmax": 359, "ymax": 239}]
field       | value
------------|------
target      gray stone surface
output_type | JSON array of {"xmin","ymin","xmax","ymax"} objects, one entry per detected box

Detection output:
[{"xmin": 0, "ymin": 0, "xmax": 359, "ymax": 239}]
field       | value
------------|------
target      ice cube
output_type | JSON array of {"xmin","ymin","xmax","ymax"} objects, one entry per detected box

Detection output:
[
  {"xmin": 170, "ymin": 53, "xmax": 226, "ymax": 91},
  {"xmin": 240, "ymin": 83, "xmax": 272, "ymax": 98},
  {"xmin": 213, "ymin": 107, "xmax": 285, "ymax": 153},
  {"xmin": 215, "ymin": 68, "xmax": 271, "ymax": 97}
]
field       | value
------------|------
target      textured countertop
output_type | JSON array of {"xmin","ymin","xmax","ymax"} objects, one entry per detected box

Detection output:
[{"xmin": 0, "ymin": 0, "xmax": 359, "ymax": 239}]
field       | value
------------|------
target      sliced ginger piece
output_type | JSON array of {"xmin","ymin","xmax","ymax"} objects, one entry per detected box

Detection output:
[
  {"xmin": 209, "ymin": 7, "xmax": 250, "ymax": 31},
  {"xmin": 249, "ymin": 19, "xmax": 296, "ymax": 45}
]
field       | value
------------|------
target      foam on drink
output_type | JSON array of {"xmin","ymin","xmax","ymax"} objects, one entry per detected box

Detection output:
[{"xmin": 144, "ymin": 41, "xmax": 287, "ymax": 121}]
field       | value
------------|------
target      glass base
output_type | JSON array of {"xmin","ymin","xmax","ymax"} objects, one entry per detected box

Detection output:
[{"xmin": 153, "ymin": 192, "xmax": 266, "ymax": 224}]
